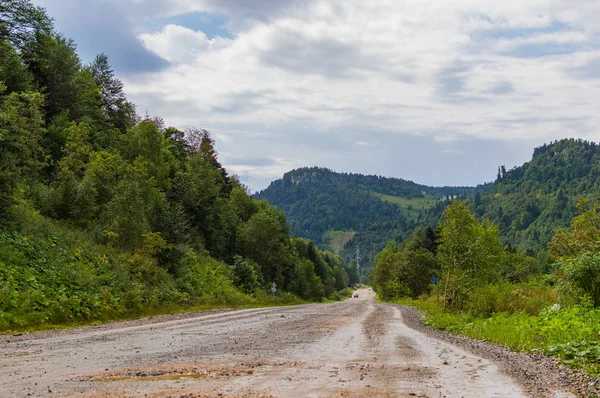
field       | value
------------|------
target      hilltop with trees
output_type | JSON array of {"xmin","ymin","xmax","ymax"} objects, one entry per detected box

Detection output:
[
  {"xmin": 255, "ymin": 167, "xmax": 476, "ymax": 281},
  {"xmin": 469, "ymin": 139, "xmax": 600, "ymax": 250},
  {"xmin": 258, "ymin": 139, "xmax": 600, "ymax": 283}
]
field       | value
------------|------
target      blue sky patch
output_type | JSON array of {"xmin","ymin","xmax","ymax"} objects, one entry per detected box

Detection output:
[
  {"xmin": 479, "ymin": 20, "xmax": 571, "ymax": 40},
  {"xmin": 502, "ymin": 42, "xmax": 583, "ymax": 58}
]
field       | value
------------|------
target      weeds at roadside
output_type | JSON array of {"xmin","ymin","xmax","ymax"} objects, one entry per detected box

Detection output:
[{"xmin": 393, "ymin": 296, "xmax": 600, "ymax": 375}]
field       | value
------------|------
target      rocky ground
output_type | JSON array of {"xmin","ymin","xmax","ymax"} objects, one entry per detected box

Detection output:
[{"xmin": 0, "ymin": 290, "xmax": 590, "ymax": 397}]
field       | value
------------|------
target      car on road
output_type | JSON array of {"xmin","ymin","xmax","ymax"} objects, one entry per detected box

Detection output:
[{"xmin": 352, "ymin": 292, "xmax": 359, "ymax": 298}]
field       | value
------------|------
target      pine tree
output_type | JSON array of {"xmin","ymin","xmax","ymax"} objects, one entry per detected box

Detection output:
[{"xmin": 90, "ymin": 53, "xmax": 137, "ymax": 132}]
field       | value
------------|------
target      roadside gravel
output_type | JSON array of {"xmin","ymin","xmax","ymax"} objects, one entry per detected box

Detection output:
[{"xmin": 396, "ymin": 305, "xmax": 600, "ymax": 397}]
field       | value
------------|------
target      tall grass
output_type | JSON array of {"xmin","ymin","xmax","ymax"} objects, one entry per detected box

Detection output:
[
  {"xmin": 465, "ymin": 281, "xmax": 558, "ymax": 317},
  {"xmin": 395, "ymin": 288, "xmax": 600, "ymax": 374}
]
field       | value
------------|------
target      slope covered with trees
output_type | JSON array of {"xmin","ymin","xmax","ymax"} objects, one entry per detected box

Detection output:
[
  {"xmin": 417, "ymin": 139, "xmax": 600, "ymax": 251},
  {"xmin": 255, "ymin": 167, "xmax": 476, "ymax": 280},
  {"xmin": 0, "ymin": 1, "xmax": 352, "ymax": 331},
  {"xmin": 473, "ymin": 139, "xmax": 600, "ymax": 250},
  {"xmin": 259, "ymin": 139, "xmax": 600, "ymax": 281}
]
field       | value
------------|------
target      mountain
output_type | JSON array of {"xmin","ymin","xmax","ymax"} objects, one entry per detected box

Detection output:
[
  {"xmin": 256, "ymin": 139, "xmax": 600, "ymax": 278},
  {"xmin": 466, "ymin": 138, "xmax": 600, "ymax": 251},
  {"xmin": 255, "ymin": 167, "xmax": 478, "ymax": 278}
]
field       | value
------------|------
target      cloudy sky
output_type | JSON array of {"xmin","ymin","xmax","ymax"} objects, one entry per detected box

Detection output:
[{"xmin": 34, "ymin": 0, "xmax": 600, "ymax": 191}]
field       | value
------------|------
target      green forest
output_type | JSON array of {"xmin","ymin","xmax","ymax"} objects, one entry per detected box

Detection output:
[
  {"xmin": 470, "ymin": 139, "xmax": 600, "ymax": 249},
  {"xmin": 258, "ymin": 140, "xmax": 600, "ymax": 284},
  {"xmin": 255, "ymin": 167, "xmax": 477, "ymax": 281},
  {"xmin": 0, "ymin": 1, "xmax": 354, "ymax": 332}
]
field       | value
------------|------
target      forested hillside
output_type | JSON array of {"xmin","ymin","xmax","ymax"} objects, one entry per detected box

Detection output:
[
  {"xmin": 258, "ymin": 140, "xmax": 600, "ymax": 280},
  {"xmin": 255, "ymin": 167, "xmax": 476, "ymax": 280},
  {"xmin": 0, "ymin": 1, "xmax": 352, "ymax": 331},
  {"xmin": 416, "ymin": 139, "xmax": 600, "ymax": 250},
  {"xmin": 473, "ymin": 139, "xmax": 600, "ymax": 250}
]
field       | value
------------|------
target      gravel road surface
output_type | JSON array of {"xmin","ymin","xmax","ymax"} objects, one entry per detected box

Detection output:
[{"xmin": 0, "ymin": 289, "xmax": 580, "ymax": 397}]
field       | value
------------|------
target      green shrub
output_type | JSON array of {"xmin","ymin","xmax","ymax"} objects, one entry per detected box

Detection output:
[
  {"xmin": 466, "ymin": 281, "xmax": 558, "ymax": 317},
  {"xmin": 229, "ymin": 255, "xmax": 262, "ymax": 294},
  {"xmin": 328, "ymin": 289, "xmax": 353, "ymax": 301},
  {"xmin": 0, "ymin": 212, "xmax": 259, "ymax": 331},
  {"xmin": 402, "ymin": 297, "xmax": 600, "ymax": 374}
]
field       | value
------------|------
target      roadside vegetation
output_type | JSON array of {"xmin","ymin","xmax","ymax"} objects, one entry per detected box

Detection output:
[
  {"xmin": 0, "ymin": 1, "xmax": 353, "ymax": 333},
  {"xmin": 375, "ymin": 200, "xmax": 600, "ymax": 375}
]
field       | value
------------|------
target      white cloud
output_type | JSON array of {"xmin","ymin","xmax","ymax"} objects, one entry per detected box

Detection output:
[
  {"xmin": 119, "ymin": 0, "xmax": 600, "ymax": 189},
  {"xmin": 140, "ymin": 24, "xmax": 231, "ymax": 63}
]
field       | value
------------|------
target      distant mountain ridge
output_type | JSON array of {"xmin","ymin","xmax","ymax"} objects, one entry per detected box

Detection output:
[
  {"xmin": 255, "ymin": 167, "xmax": 479, "ymax": 277},
  {"xmin": 277, "ymin": 167, "xmax": 476, "ymax": 199},
  {"xmin": 256, "ymin": 139, "xmax": 600, "ymax": 280}
]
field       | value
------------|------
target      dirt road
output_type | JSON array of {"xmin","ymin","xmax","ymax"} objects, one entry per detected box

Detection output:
[{"xmin": 0, "ymin": 290, "xmax": 574, "ymax": 397}]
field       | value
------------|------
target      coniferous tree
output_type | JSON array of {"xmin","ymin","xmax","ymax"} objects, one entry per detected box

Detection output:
[{"xmin": 90, "ymin": 53, "xmax": 137, "ymax": 133}]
